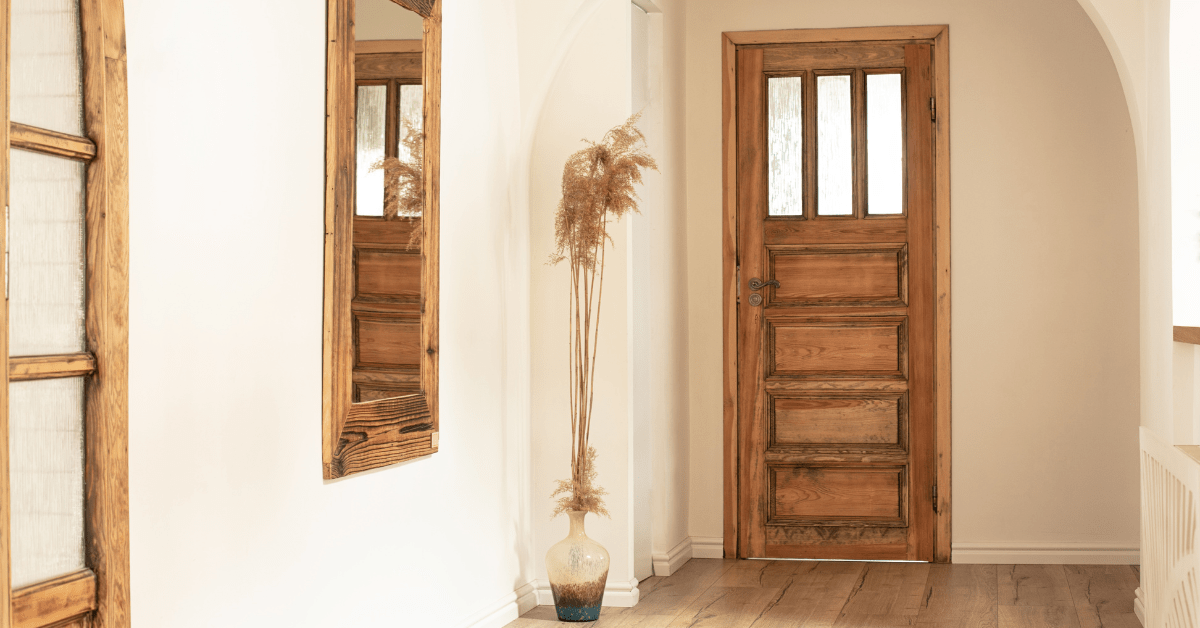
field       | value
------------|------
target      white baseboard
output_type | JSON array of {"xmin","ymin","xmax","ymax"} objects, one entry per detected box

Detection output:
[
  {"xmin": 652, "ymin": 537, "xmax": 693, "ymax": 576},
  {"xmin": 460, "ymin": 582, "xmax": 537, "ymax": 628},
  {"xmin": 691, "ymin": 536, "xmax": 725, "ymax": 559},
  {"xmin": 1134, "ymin": 587, "xmax": 1145, "ymax": 626},
  {"xmin": 952, "ymin": 542, "xmax": 1140, "ymax": 564},
  {"xmin": 533, "ymin": 577, "xmax": 641, "ymax": 608}
]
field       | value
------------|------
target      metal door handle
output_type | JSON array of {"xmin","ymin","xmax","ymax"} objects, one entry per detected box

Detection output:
[{"xmin": 749, "ymin": 278, "xmax": 780, "ymax": 291}]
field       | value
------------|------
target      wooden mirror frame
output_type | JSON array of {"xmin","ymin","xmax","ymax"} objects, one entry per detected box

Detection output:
[{"xmin": 323, "ymin": 0, "xmax": 441, "ymax": 479}]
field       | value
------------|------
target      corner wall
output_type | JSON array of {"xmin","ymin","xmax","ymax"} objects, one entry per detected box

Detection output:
[
  {"xmin": 125, "ymin": 0, "xmax": 532, "ymax": 625},
  {"xmin": 685, "ymin": 0, "xmax": 1141, "ymax": 562}
]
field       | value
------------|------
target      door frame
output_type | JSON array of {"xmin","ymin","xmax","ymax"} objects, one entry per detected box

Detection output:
[{"xmin": 721, "ymin": 24, "xmax": 952, "ymax": 562}]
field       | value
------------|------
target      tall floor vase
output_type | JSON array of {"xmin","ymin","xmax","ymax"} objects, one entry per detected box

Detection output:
[{"xmin": 546, "ymin": 510, "xmax": 610, "ymax": 622}]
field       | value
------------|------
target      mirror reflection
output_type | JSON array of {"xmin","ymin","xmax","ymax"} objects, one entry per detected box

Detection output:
[{"xmin": 352, "ymin": 0, "xmax": 425, "ymax": 403}]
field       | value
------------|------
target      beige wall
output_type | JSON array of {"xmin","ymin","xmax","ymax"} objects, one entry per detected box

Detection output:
[
  {"xmin": 685, "ymin": 0, "xmax": 1141, "ymax": 559},
  {"xmin": 356, "ymin": 0, "xmax": 424, "ymax": 41},
  {"xmin": 126, "ymin": 0, "xmax": 532, "ymax": 625}
]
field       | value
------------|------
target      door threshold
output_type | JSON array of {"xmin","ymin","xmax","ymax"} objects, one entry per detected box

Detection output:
[{"xmin": 743, "ymin": 557, "xmax": 928, "ymax": 564}]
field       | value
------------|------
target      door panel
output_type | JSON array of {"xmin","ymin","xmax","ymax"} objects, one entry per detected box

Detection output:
[{"xmin": 737, "ymin": 41, "xmax": 936, "ymax": 561}]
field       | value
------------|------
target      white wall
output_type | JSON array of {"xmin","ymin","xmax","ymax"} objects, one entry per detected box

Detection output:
[
  {"xmin": 527, "ymin": 0, "xmax": 638, "ymax": 602},
  {"xmin": 356, "ymin": 0, "xmax": 425, "ymax": 41},
  {"xmin": 684, "ymin": 0, "xmax": 1141, "ymax": 560},
  {"xmin": 125, "ymin": 0, "xmax": 533, "ymax": 625},
  {"xmin": 520, "ymin": 0, "xmax": 692, "ymax": 594}
]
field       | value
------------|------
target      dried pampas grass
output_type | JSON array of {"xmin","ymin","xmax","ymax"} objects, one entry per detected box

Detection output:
[
  {"xmin": 370, "ymin": 124, "xmax": 425, "ymax": 247},
  {"xmin": 549, "ymin": 113, "xmax": 658, "ymax": 518}
]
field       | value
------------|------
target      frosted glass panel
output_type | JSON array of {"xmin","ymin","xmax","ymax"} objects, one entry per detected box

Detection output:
[
  {"xmin": 9, "ymin": 149, "xmax": 87, "ymax": 357},
  {"xmin": 9, "ymin": 377, "xmax": 85, "ymax": 588},
  {"xmin": 817, "ymin": 75, "xmax": 853, "ymax": 216},
  {"xmin": 768, "ymin": 77, "xmax": 804, "ymax": 217},
  {"xmin": 356, "ymin": 85, "xmax": 387, "ymax": 217},
  {"xmin": 11, "ymin": 0, "xmax": 84, "ymax": 135},
  {"xmin": 868, "ymin": 74, "xmax": 904, "ymax": 215},
  {"xmin": 397, "ymin": 84, "xmax": 424, "ymax": 163}
]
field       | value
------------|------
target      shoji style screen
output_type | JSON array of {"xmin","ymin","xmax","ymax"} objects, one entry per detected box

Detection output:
[{"xmin": 1, "ymin": 0, "xmax": 130, "ymax": 626}]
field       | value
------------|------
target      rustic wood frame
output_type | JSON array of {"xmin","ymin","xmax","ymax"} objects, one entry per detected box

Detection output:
[
  {"xmin": 0, "ymin": 0, "xmax": 131, "ymax": 625},
  {"xmin": 324, "ymin": 0, "xmax": 441, "ymax": 479},
  {"xmin": 722, "ymin": 25, "xmax": 951, "ymax": 562}
]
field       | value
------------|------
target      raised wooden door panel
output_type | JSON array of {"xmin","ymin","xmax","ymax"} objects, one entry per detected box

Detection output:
[
  {"xmin": 768, "ymin": 245, "xmax": 907, "ymax": 306},
  {"xmin": 736, "ymin": 38, "xmax": 938, "ymax": 561}
]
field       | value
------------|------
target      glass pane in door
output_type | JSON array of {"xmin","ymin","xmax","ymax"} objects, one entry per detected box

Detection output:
[
  {"xmin": 867, "ymin": 73, "xmax": 904, "ymax": 215},
  {"xmin": 9, "ymin": 149, "xmax": 87, "ymax": 357},
  {"xmin": 9, "ymin": 377, "xmax": 86, "ymax": 587},
  {"xmin": 11, "ymin": 0, "xmax": 84, "ymax": 135},
  {"xmin": 768, "ymin": 76, "xmax": 804, "ymax": 216},
  {"xmin": 355, "ymin": 85, "xmax": 388, "ymax": 216},
  {"xmin": 817, "ymin": 75, "xmax": 852, "ymax": 216}
]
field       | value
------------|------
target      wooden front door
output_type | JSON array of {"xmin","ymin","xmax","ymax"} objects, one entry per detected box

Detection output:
[
  {"xmin": 352, "ymin": 42, "xmax": 424, "ymax": 403},
  {"xmin": 735, "ymin": 38, "xmax": 938, "ymax": 561}
]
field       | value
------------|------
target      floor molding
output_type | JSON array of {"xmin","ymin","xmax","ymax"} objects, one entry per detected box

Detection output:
[
  {"xmin": 952, "ymin": 542, "xmax": 1140, "ymax": 565},
  {"xmin": 691, "ymin": 536, "xmax": 724, "ymax": 559},
  {"xmin": 533, "ymin": 577, "xmax": 641, "ymax": 608},
  {"xmin": 652, "ymin": 537, "xmax": 693, "ymax": 576},
  {"xmin": 460, "ymin": 582, "xmax": 538, "ymax": 628},
  {"xmin": 1134, "ymin": 587, "xmax": 1145, "ymax": 626}
]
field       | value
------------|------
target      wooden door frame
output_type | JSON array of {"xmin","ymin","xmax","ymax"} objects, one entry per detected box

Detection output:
[{"xmin": 721, "ymin": 24, "xmax": 952, "ymax": 562}]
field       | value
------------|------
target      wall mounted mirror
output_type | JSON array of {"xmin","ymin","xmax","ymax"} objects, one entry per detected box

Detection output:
[{"xmin": 323, "ymin": 0, "xmax": 441, "ymax": 479}]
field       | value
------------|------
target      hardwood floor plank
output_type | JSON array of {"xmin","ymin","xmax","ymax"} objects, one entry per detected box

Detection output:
[
  {"xmin": 1063, "ymin": 565, "xmax": 1140, "ymax": 628},
  {"xmin": 666, "ymin": 586, "xmax": 782, "ymax": 628},
  {"xmin": 594, "ymin": 613, "xmax": 681, "ymax": 627},
  {"xmin": 713, "ymin": 559, "xmax": 810, "ymax": 589},
  {"xmin": 997, "ymin": 565, "xmax": 1073, "ymax": 607},
  {"xmin": 506, "ymin": 561, "xmax": 1136, "ymax": 628},
  {"xmin": 915, "ymin": 564, "xmax": 998, "ymax": 627},
  {"xmin": 997, "ymin": 605, "xmax": 1081, "ymax": 628},
  {"xmin": 838, "ymin": 562, "xmax": 931, "ymax": 617},
  {"xmin": 631, "ymin": 559, "xmax": 738, "ymax": 616},
  {"xmin": 745, "ymin": 561, "xmax": 865, "ymax": 628}
]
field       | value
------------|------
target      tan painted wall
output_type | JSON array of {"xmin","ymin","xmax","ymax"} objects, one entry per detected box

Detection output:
[
  {"xmin": 356, "ymin": 0, "xmax": 424, "ymax": 41},
  {"xmin": 684, "ymin": 0, "xmax": 1141, "ymax": 558}
]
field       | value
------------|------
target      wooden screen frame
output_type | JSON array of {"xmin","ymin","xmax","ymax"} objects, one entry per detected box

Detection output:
[
  {"xmin": 722, "ymin": 25, "xmax": 951, "ymax": 562},
  {"xmin": 323, "ymin": 0, "xmax": 441, "ymax": 479},
  {"xmin": 0, "ymin": 0, "xmax": 132, "ymax": 626}
]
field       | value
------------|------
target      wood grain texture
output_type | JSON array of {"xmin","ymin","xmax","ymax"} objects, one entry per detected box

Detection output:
[
  {"xmin": 736, "ymin": 46, "xmax": 769, "ymax": 559},
  {"xmin": 772, "ymin": 394, "xmax": 901, "ymax": 446},
  {"xmin": 511, "ymin": 560, "xmax": 1137, "ymax": 628},
  {"xmin": 355, "ymin": 315, "xmax": 420, "ymax": 368},
  {"xmin": 725, "ymin": 25, "xmax": 946, "ymax": 46},
  {"xmin": 355, "ymin": 249, "xmax": 420, "ymax": 302},
  {"xmin": 9, "ymin": 123, "xmax": 96, "ymax": 162},
  {"xmin": 771, "ymin": 322, "xmax": 902, "ymax": 374},
  {"xmin": 902, "ymin": 41, "xmax": 936, "ymax": 564},
  {"xmin": 354, "ymin": 51, "xmax": 421, "ymax": 80},
  {"xmin": 721, "ymin": 33, "xmax": 738, "ymax": 560},
  {"xmin": 1174, "ymin": 326, "xmax": 1200, "ymax": 345},
  {"xmin": 9, "ymin": 354, "xmax": 98, "ymax": 382},
  {"xmin": 0, "ymin": 0, "xmax": 12, "ymax": 622},
  {"xmin": 389, "ymin": 0, "xmax": 432, "ymax": 18},
  {"xmin": 771, "ymin": 466, "xmax": 903, "ymax": 521},
  {"xmin": 355, "ymin": 39, "xmax": 421, "ymax": 55},
  {"xmin": 762, "ymin": 43, "xmax": 906, "ymax": 71},
  {"xmin": 770, "ymin": 246, "xmax": 905, "ymax": 305},
  {"xmin": 12, "ymin": 570, "xmax": 96, "ymax": 628},
  {"xmin": 324, "ymin": 0, "xmax": 440, "ymax": 478},
  {"xmin": 1063, "ymin": 565, "xmax": 1141, "ymax": 628},
  {"xmin": 79, "ymin": 0, "xmax": 131, "ymax": 626},
  {"xmin": 931, "ymin": 26, "xmax": 952, "ymax": 564},
  {"xmin": 727, "ymin": 28, "xmax": 947, "ymax": 562}
]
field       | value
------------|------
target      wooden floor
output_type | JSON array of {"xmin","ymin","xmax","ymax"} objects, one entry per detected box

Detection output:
[{"xmin": 506, "ymin": 559, "xmax": 1141, "ymax": 627}]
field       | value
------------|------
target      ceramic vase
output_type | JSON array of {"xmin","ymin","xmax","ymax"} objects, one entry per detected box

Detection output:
[{"xmin": 545, "ymin": 510, "xmax": 610, "ymax": 622}]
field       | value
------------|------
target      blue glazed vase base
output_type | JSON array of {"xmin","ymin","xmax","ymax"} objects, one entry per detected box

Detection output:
[{"xmin": 555, "ymin": 604, "xmax": 601, "ymax": 622}]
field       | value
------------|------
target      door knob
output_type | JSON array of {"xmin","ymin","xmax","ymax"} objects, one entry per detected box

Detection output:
[{"xmin": 749, "ymin": 277, "xmax": 780, "ymax": 291}]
